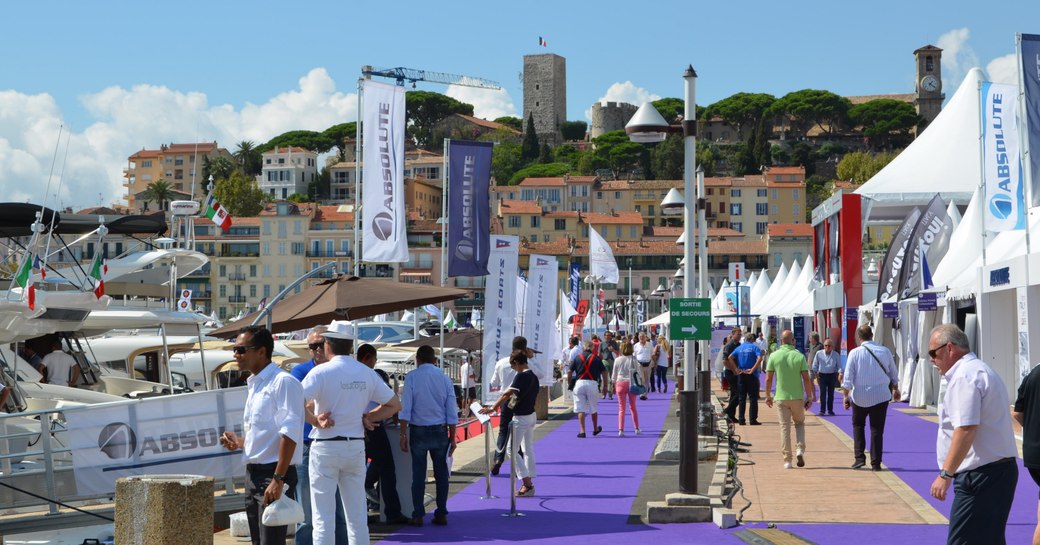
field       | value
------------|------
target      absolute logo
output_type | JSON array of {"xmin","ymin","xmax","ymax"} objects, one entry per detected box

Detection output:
[
  {"xmin": 984, "ymin": 87, "xmax": 1022, "ymax": 227},
  {"xmin": 454, "ymin": 154, "xmax": 478, "ymax": 261},
  {"xmin": 372, "ymin": 101, "xmax": 398, "ymax": 241},
  {"xmin": 97, "ymin": 421, "xmax": 242, "ymax": 460}
]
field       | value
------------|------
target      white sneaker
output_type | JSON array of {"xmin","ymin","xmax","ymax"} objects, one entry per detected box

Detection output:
[
  {"xmin": 634, "ymin": 428, "xmax": 641, "ymax": 435},
  {"xmin": 618, "ymin": 430, "xmax": 625, "ymax": 437},
  {"xmin": 783, "ymin": 462, "xmax": 793, "ymax": 469}
]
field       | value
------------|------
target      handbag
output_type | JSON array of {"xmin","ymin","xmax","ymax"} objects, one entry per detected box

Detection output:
[
  {"xmin": 863, "ymin": 345, "xmax": 899, "ymax": 401},
  {"xmin": 629, "ymin": 366, "xmax": 647, "ymax": 396}
]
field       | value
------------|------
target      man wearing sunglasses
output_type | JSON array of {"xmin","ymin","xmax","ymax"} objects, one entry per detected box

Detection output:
[
  {"xmin": 301, "ymin": 322, "xmax": 401, "ymax": 545},
  {"xmin": 219, "ymin": 326, "xmax": 304, "ymax": 545},
  {"xmin": 289, "ymin": 326, "xmax": 347, "ymax": 545},
  {"xmin": 928, "ymin": 324, "xmax": 1017, "ymax": 545},
  {"xmin": 841, "ymin": 325, "xmax": 899, "ymax": 471}
]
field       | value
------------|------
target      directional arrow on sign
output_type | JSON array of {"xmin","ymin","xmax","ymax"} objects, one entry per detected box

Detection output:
[{"xmin": 681, "ymin": 325, "xmax": 698, "ymax": 336}]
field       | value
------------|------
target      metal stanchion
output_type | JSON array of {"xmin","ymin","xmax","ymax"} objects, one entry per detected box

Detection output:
[
  {"xmin": 481, "ymin": 420, "xmax": 497, "ymax": 499},
  {"xmin": 502, "ymin": 420, "xmax": 523, "ymax": 517}
]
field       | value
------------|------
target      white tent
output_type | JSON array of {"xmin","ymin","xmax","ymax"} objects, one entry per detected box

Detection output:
[
  {"xmin": 757, "ymin": 260, "xmax": 802, "ymax": 317},
  {"xmin": 642, "ymin": 311, "xmax": 670, "ymax": 327},
  {"xmin": 749, "ymin": 268, "xmax": 772, "ymax": 312},
  {"xmin": 854, "ymin": 68, "xmax": 986, "ymax": 222},
  {"xmin": 772, "ymin": 256, "xmax": 816, "ymax": 317},
  {"xmin": 932, "ymin": 187, "xmax": 983, "ymax": 298},
  {"xmin": 752, "ymin": 263, "xmax": 788, "ymax": 316}
]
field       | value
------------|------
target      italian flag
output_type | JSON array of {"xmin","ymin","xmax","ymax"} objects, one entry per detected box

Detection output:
[
  {"xmin": 204, "ymin": 193, "xmax": 233, "ymax": 233},
  {"xmin": 89, "ymin": 253, "xmax": 107, "ymax": 298},
  {"xmin": 14, "ymin": 253, "xmax": 34, "ymax": 310}
]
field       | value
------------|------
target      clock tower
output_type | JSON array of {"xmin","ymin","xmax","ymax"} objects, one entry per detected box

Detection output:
[{"xmin": 914, "ymin": 45, "xmax": 944, "ymax": 131}]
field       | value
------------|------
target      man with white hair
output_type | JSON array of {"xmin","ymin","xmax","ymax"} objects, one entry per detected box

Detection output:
[{"xmin": 569, "ymin": 340, "xmax": 607, "ymax": 437}]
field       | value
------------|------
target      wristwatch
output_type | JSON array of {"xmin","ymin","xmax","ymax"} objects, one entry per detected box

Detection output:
[
  {"xmin": 272, "ymin": 472, "xmax": 285, "ymax": 482},
  {"xmin": 939, "ymin": 469, "xmax": 954, "ymax": 480}
]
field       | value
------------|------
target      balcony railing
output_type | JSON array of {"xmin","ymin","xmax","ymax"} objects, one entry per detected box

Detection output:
[
  {"xmin": 228, "ymin": 273, "xmax": 247, "ymax": 281},
  {"xmin": 306, "ymin": 250, "xmax": 353, "ymax": 258},
  {"xmin": 227, "ymin": 295, "xmax": 247, "ymax": 303}
]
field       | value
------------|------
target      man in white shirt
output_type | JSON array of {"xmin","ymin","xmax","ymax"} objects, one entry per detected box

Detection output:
[
  {"xmin": 633, "ymin": 333, "xmax": 653, "ymax": 400},
  {"xmin": 219, "ymin": 326, "xmax": 304, "ymax": 545},
  {"xmin": 301, "ymin": 323, "xmax": 401, "ymax": 545},
  {"xmin": 42, "ymin": 339, "xmax": 80, "ymax": 388},
  {"xmin": 460, "ymin": 356, "xmax": 477, "ymax": 416},
  {"xmin": 927, "ymin": 324, "xmax": 1018, "ymax": 545},
  {"xmin": 841, "ymin": 325, "xmax": 899, "ymax": 470}
]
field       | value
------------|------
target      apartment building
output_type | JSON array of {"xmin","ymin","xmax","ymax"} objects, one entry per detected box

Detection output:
[
  {"xmin": 328, "ymin": 148, "xmax": 444, "ymax": 203},
  {"xmin": 123, "ymin": 142, "xmax": 234, "ymax": 211},
  {"xmin": 766, "ymin": 223, "xmax": 814, "ymax": 269},
  {"xmin": 258, "ymin": 147, "xmax": 318, "ymax": 200}
]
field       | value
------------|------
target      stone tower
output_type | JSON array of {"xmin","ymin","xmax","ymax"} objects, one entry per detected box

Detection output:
[
  {"xmin": 914, "ymin": 45, "xmax": 944, "ymax": 130},
  {"xmin": 590, "ymin": 102, "xmax": 638, "ymax": 138},
  {"xmin": 523, "ymin": 53, "xmax": 566, "ymax": 145}
]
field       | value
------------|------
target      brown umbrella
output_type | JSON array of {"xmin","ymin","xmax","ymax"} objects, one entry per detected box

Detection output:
[
  {"xmin": 210, "ymin": 276, "xmax": 470, "ymax": 337},
  {"xmin": 395, "ymin": 328, "xmax": 483, "ymax": 352}
]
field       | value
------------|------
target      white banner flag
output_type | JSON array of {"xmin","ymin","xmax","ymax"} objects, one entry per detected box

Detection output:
[
  {"xmin": 481, "ymin": 235, "xmax": 519, "ymax": 404},
  {"xmin": 65, "ymin": 388, "xmax": 246, "ymax": 496},
  {"xmin": 982, "ymin": 81, "xmax": 1026, "ymax": 232},
  {"xmin": 589, "ymin": 226, "xmax": 620, "ymax": 284},
  {"xmin": 522, "ymin": 254, "xmax": 558, "ymax": 385},
  {"xmin": 362, "ymin": 79, "xmax": 409, "ymax": 262}
]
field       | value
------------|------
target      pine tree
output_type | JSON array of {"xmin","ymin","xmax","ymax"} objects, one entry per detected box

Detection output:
[{"xmin": 521, "ymin": 113, "xmax": 540, "ymax": 161}]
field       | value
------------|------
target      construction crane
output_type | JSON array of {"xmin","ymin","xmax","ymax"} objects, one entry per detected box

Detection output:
[{"xmin": 361, "ymin": 65, "xmax": 501, "ymax": 90}]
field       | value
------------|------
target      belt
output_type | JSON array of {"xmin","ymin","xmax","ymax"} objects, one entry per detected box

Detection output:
[
  {"xmin": 972, "ymin": 457, "xmax": 1016, "ymax": 471},
  {"xmin": 245, "ymin": 462, "xmax": 278, "ymax": 470},
  {"xmin": 313, "ymin": 436, "xmax": 365, "ymax": 441}
]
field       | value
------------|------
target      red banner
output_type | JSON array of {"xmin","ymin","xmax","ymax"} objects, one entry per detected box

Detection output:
[{"xmin": 572, "ymin": 299, "xmax": 589, "ymax": 337}]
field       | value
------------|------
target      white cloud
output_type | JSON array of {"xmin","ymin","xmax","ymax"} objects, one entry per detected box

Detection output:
[
  {"xmin": 985, "ymin": 53, "xmax": 1018, "ymax": 85},
  {"xmin": 585, "ymin": 82, "xmax": 661, "ymax": 120},
  {"xmin": 937, "ymin": 28, "xmax": 980, "ymax": 93},
  {"xmin": 0, "ymin": 68, "xmax": 357, "ymax": 210},
  {"xmin": 445, "ymin": 82, "xmax": 518, "ymax": 121}
]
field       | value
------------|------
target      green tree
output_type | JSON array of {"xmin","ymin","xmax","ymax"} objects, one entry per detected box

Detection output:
[
  {"xmin": 560, "ymin": 120, "xmax": 588, "ymax": 141},
  {"xmin": 789, "ymin": 141, "xmax": 815, "ymax": 176},
  {"xmin": 553, "ymin": 144, "xmax": 581, "ymax": 166},
  {"xmin": 493, "ymin": 116, "xmax": 523, "ymax": 131},
  {"xmin": 696, "ymin": 140, "xmax": 721, "ymax": 177},
  {"xmin": 521, "ymin": 114, "xmax": 540, "ymax": 161},
  {"xmin": 651, "ymin": 98, "xmax": 685, "ymax": 123},
  {"xmin": 650, "ymin": 133, "xmax": 684, "ymax": 179},
  {"xmin": 848, "ymin": 99, "xmax": 921, "ymax": 150},
  {"xmin": 322, "ymin": 122, "xmax": 357, "ymax": 160},
  {"xmin": 768, "ymin": 89, "xmax": 851, "ymax": 136},
  {"xmin": 259, "ymin": 130, "xmax": 333, "ymax": 154},
  {"xmin": 491, "ymin": 141, "xmax": 523, "ymax": 184},
  {"xmin": 204, "ymin": 155, "xmax": 236, "ymax": 182},
  {"xmin": 705, "ymin": 92, "xmax": 776, "ymax": 141},
  {"xmin": 213, "ymin": 171, "xmax": 268, "ymax": 217},
  {"xmin": 589, "ymin": 130, "xmax": 648, "ymax": 179},
  {"xmin": 538, "ymin": 143, "xmax": 553, "ymax": 163},
  {"xmin": 233, "ymin": 140, "xmax": 263, "ymax": 177},
  {"xmin": 405, "ymin": 90, "xmax": 474, "ymax": 148},
  {"xmin": 751, "ymin": 118, "xmax": 771, "ymax": 169},
  {"xmin": 836, "ymin": 151, "xmax": 898, "ymax": 184},
  {"xmin": 143, "ymin": 179, "xmax": 174, "ymax": 211},
  {"xmin": 507, "ymin": 162, "xmax": 571, "ymax": 186},
  {"xmin": 287, "ymin": 193, "xmax": 308, "ymax": 203}
]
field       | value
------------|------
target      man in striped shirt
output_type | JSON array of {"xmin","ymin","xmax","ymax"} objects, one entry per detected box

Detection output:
[{"xmin": 841, "ymin": 325, "xmax": 899, "ymax": 471}]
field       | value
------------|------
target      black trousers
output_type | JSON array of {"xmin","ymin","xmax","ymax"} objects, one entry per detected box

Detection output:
[
  {"xmin": 365, "ymin": 423, "xmax": 403, "ymax": 519},
  {"xmin": 723, "ymin": 370, "xmax": 741, "ymax": 421},
  {"xmin": 851, "ymin": 400, "xmax": 889, "ymax": 467},
  {"xmin": 246, "ymin": 462, "xmax": 298, "ymax": 545},
  {"xmin": 949, "ymin": 458, "xmax": 1018, "ymax": 545},
  {"xmin": 736, "ymin": 373, "xmax": 759, "ymax": 423}
]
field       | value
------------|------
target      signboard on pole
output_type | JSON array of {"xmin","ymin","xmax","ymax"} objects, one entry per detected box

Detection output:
[
  {"xmin": 728, "ymin": 262, "xmax": 746, "ymax": 283},
  {"xmin": 669, "ymin": 298, "xmax": 712, "ymax": 341}
]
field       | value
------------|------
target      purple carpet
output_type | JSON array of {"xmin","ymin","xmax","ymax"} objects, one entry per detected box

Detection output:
[{"xmin": 375, "ymin": 392, "xmax": 1037, "ymax": 545}]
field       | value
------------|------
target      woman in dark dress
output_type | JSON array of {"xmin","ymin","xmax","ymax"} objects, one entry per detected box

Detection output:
[{"xmin": 481, "ymin": 350, "xmax": 539, "ymax": 496}]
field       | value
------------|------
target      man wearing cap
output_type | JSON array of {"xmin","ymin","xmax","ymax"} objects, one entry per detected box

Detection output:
[
  {"xmin": 399, "ymin": 345, "xmax": 458, "ymax": 526},
  {"xmin": 290, "ymin": 326, "xmax": 347, "ymax": 545},
  {"xmin": 489, "ymin": 336, "xmax": 534, "ymax": 475},
  {"xmin": 301, "ymin": 322, "xmax": 402, "ymax": 545},
  {"xmin": 219, "ymin": 326, "xmax": 303, "ymax": 545}
]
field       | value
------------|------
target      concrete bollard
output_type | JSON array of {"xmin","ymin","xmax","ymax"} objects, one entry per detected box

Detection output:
[{"xmin": 115, "ymin": 474, "xmax": 214, "ymax": 545}]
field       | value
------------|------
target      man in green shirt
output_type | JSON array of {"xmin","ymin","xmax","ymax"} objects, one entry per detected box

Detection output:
[{"xmin": 764, "ymin": 330, "xmax": 816, "ymax": 469}]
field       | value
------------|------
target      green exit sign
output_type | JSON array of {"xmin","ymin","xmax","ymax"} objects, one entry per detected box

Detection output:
[{"xmin": 669, "ymin": 298, "xmax": 712, "ymax": 340}]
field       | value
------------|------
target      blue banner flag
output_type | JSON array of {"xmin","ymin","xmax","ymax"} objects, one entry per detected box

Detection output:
[
  {"xmin": 447, "ymin": 140, "xmax": 493, "ymax": 277},
  {"xmin": 981, "ymin": 81, "xmax": 1025, "ymax": 231},
  {"xmin": 569, "ymin": 261, "xmax": 581, "ymax": 310},
  {"xmin": 1022, "ymin": 34, "xmax": 1040, "ymax": 207}
]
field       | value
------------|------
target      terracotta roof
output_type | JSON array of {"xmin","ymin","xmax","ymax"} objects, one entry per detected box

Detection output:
[
  {"xmin": 410, "ymin": 219, "xmax": 442, "ymax": 232},
  {"xmin": 315, "ymin": 205, "xmax": 354, "ymax": 222},
  {"xmin": 452, "ymin": 114, "xmax": 521, "ymax": 134},
  {"xmin": 832, "ymin": 181, "xmax": 857, "ymax": 190},
  {"xmin": 765, "ymin": 166, "xmax": 806, "ymax": 175},
  {"xmin": 129, "ymin": 149, "xmax": 162, "ymax": 159},
  {"xmin": 767, "ymin": 223, "xmax": 813, "ymax": 237},
  {"xmin": 597, "ymin": 179, "xmax": 683, "ymax": 190},
  {"xmin": 265, "ymin": 146, "xmax": 315, "ymax": 155},
  {"xmin": 545, "ymin": 211, "xmax": 580, "ymax": 218},
  {"xmin": 731, "ymin": 177, "xmax": 766, "ymax": 187},
  {"xmin": 518, "ymin": 238, "xmax": 766, "ymax": 257},
  {"xmin": 76, "ymin": 206, "xmax": 120, "ymax": 215},
  {"xmin": 566, "ymin": 176, "xmax": 598, "ymax": 184},
  {"xmin": 258, "ymin": 201, "xmax": 315, "ymax": 216},
  {"xmin": 766, "ymin": 181, "xmax": 806, "ymax": 188},
  {"xmin": 518, "ymin": 177, "xmax": 566, "ymax": 187},
  {"xmin": 582, "ymin": 211, "xmax": 643, "ymax": 225},
  {"xmin": 499, "ymin": 200, "xmax": 543, "ymax": 214},
  {"xmin": 645, "ymin": 226, "xmax": 746, "ymax": 239}
]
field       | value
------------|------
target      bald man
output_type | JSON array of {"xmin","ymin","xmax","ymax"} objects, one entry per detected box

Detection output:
[{"xmin": 764, "ymin": 330, "xmax": 815, "ymax": 469}]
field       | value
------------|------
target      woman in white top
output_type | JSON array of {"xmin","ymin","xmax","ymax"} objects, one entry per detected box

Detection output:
[
  {"xmin": 612, "ymin": 342, "xmax": 641, "ymax": 436},
  {"xmin": 653, "ymin": 336, "xmax": 671, "ymax": 394}
]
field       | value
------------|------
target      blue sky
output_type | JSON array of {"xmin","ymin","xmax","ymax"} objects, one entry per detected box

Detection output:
[{"xmin": 0, "ymin": 0, "xmax": 1037, "ymax": 208}]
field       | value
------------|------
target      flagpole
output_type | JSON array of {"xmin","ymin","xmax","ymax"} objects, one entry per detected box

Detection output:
[
  {"xmin": 440, "ymin": 139, "xmax": 449, "ymax": 363},
  {"xmin": 354, "ymin": 76, "xmax": 363, "ymax": 276},
  {"xmin": 977, "ymin": 79, "xmax": 989, "ymax": 351},
  {"xmin": 1017, "ymin": 33, "xmax": 1033, "ymax": 381}
]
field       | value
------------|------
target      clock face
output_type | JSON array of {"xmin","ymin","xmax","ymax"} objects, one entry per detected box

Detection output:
[{"xmin": 921, "ymin": 75, "xmax": 940, "ymax": 92}]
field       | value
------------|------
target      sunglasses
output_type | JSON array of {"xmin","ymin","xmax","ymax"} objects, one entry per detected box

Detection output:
[
  {"xmin": 927, "ymin": 343, "xmax": 948, "ymax": 359},
  {"xmin": 308, "ymin": 342, "xmax": 325, "ymax": 351},
  {"xmin": 232, "ymin": 345, "xmax": 259, "ymax": 355}
]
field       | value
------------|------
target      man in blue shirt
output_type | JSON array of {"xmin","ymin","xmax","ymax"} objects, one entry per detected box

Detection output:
[
  {"xmin": 399, "ymin": 345, "xmax": 458, "ymax": 526},
  {"xmin": 290, "ymin": 327, "xmax": 347, "ymax": 545},
  {"xmin": 728, "ymin": 333, "xmax": 764, "ymax": 425}
]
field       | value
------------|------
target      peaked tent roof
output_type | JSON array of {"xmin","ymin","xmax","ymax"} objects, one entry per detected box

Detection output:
[{"xmin": 854, "ymin": 68, "xmax": 987, "ymax": 221}]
